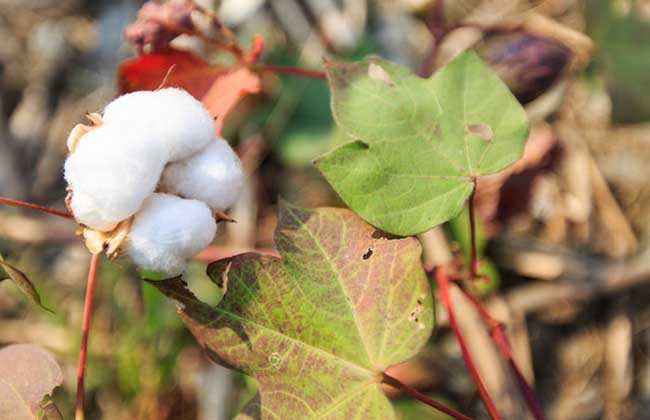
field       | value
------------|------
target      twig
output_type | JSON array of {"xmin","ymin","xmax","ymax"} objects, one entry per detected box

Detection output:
[
  {"xmin": 435, "ymin": 266, "xmax": 502, "ymax": 420},
  {"xmin": 492, "ymin": 235, "xmax": 650, "ymax": 314},
  {"xmin": 457, "ymin": 285, "xmax": 546, "ymax": 420},
  {"xmin": 0, "ymin": 196, "xmax": 73, "ymax": 219},
  {"xmin": 463, "ymin": 183, "xmax": 546, "ymax": 419},
  {"xmin": 255, "ymin": 64, "xmax": 326, "ymax": 79},
  {"xmin": 75, "ymin": 253, "xmax": 101, "ymax": 420},
  {"xmin": 382, "ymin": 372, "xmax": 474, "ymax": 420}
]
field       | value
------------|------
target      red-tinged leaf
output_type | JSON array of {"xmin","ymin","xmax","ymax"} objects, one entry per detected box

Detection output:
[
  {"xmin": 202, "ymin": 67, "xmax": 261, "ymax": 134},
  {"xmin": 118, "ymin": 49, "xmax": 226, "ymax": 98},
  {"xmin": 118, "ymin": 49, "xmax": 261, "ymax": 134},
  {"xmin": 147, "ymin": 202, "xmax": 434, "ymax": 419},
  {"xmin": 0, "ymin": 344, "xmax": 63, "ymax": 420}
]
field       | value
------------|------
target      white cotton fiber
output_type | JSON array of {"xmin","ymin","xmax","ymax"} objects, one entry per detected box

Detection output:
[
  {"xmin": 68, "ymin": 189, "xmax": 118, "ymax": 232},
  {"xmin": 126, "ymin": 193, "xmax": 217, "ymax": 276},
  {"xmin": 160, "ymin": 138, "xmax": 245, "ymax": 210},
  {"xmin": 64, "ymin": 124, "xmax": 167, "ymax": 231},
  {"xmin": 102, "ymin": 88, "xmax": 214, "ymax": 161}
]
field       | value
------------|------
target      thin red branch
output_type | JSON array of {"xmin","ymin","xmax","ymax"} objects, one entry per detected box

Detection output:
[
  {"xmin": 382, "ymin": 372, "xmax": 474, "ymax": 420},
  {"xmin": 435, "ymin": 266, "xmax": 502, "ymax": 420},
  {"xmin": 457, "ymin": 285, "xmax": 547, "ymax": 420},
  {"xmin": 0, "ymin": 196, "xmax": 73, "ymax": 219},
  {"xmin": 75, "ymin": 253, "xmax": 101, "ymax": 420},
  {"xmin": 255, "ymin": 64, "xmax": 326, "ymax": 79},
  {"xmin": 462, "ymin": 182, "xmax": 546, "ymax": 419}
]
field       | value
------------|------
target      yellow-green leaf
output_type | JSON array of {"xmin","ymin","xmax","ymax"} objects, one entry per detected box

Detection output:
[{"xmin": 148, "ymin": 202, "xmax": 434, "ymax": 419}]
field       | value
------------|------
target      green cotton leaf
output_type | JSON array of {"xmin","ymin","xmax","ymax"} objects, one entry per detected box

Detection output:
[
  {"xmin": 148, "ymin": 202, "xmax": 433, "ymax": 419},
  {"xmin": 38, "ymin": 400, "xmax": 63, "ymax": 420},
  {"xmin": 0, "ymin": 344, "xmax": 63, "ymax": 420},
  {"xmin": 0, "ymin": 254, "xmax": 52, "ymax": 313},
  {"xmin": 315, "ymin": 51, "xmax": 529, "ymax": 235}
]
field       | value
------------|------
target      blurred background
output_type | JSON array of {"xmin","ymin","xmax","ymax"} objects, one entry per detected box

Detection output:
[{"xmin": 1, "ymin": 0, "xmax": 650, "ymax": 418}]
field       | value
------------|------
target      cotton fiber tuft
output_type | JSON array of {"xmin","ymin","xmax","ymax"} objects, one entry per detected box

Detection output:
[
  {"xmin": 161, "ymin": 138, "xmax": 245, "ymax": 211},
  {"xmin": 102, "ymin": 88, "xmax": 214, "ymax": 161},
  {"xmin": 64, "ymin": 124, "xmax": 167, "ymax": 231},
  {"xmin": 126, "ymin": 194, "xmax": 217, "ymax": 276}
]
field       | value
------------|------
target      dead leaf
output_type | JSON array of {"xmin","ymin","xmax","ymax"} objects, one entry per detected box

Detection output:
[
  {"xmin": 0, "ymin": 254, "xmax": 52, "ymax": 313},
  {"xmin": 0, "ymin": 344, "xmax": 63, "ymax": 420}
]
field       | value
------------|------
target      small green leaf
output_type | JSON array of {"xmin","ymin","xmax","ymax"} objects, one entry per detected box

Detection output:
[
  {"xmin": 315, "ymin": 51, "xmax": 529, "ymax": 235},
  {"xmin": 38, "ymin": 400, "xmax": 63, "ymax": 420},
  {"xmin": 148, "ymin": 202, "xmax": 433, "ymax": 419},
  {"xmin": 0, "ymin": 254, "xmax": 52, "ymax": 313}
]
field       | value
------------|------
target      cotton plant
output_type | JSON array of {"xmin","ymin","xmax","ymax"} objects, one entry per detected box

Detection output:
[{"xmin": 63, "ymin": 87, "xmax": 245, "ymax": 277}]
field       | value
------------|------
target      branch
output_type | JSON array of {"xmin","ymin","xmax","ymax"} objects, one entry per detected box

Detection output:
[
  {"xmin": 382, "ymin": 372, "xmax": 474, "ymax": 420},
  {"xmin": 0, "ymin": 196, "xmax": 73, "ymax": 219},
  {"xmin": 464, "ymin": 185, "xmax": 546, "ymax": 419},
  {"xmin": 75, "ymin": 253, "xmax": 101, "ymax": 420},
  {"xmin": 492, "ymin": 235, "xmax": 650, "ymax": 314},
  {"xmin": 457, "ymin": 285, "xmax": 546, "ymax": 420},
  {"xmin": 435, "ymin": 266, "xmax": 502, "ymax": 420}
]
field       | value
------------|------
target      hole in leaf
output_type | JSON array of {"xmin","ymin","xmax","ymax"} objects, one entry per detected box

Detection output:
[
  {"xmin": 368, "ymin": 63, "xmax": 395, "ymax": 87},
  {"xmin": 268, "ymin": 352, "xmax": 282, "ymax": 369},
  {"xmin": 362, "ymin": 248, "xmax": 373, "ymax": 260},
  {"xmin": 465, "ymin": 123, "xmax": 493, "ymax": 142}
]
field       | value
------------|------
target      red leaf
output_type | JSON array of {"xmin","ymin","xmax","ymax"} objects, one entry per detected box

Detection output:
[
  {"xmin": 118, "ymin": 49, "xmax": 224, "ymax": 98},
  {"xmin": 118, "ymin": 48, "xmax": 261, "ymax": 134},
  {"xmin": 202, "ymin": 67, "xmax": 261, "ymax": 134}
]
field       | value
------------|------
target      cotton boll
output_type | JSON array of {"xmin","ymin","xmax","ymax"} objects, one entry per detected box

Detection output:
[
  {"xmin": 103, "ymin": 88, "xmax": 214, "ymax": 161},
  {"xmin": 68, "ymin": 189, "xmax": 119, "ymax": 232},
  {"xmin": 127, "ymin": 193, "xmax": 217, "ymax": 276},
  {"xmin": 160, "ymin": 138, "xmax": 245, "ymax": 210},
  {"xmin": 64, "ymin": 124, "xmax": 167, "ymax": 230}
]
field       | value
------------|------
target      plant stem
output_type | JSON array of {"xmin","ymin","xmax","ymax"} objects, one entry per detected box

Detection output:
[
  {"xmin": 463, "ymin": 181, "xmax": 546, "ymax": 419},
  {"xmin": 435, "ymin": 266, "xmax": 502, "ymax": 420},
  {"xmin": 382, "ymin": 372, "xmax": 474, "ymax": 420},
  {"xmin": 75, "ymin": 253, "xmax": 101, "ymax": 420},
  {"xmin": 468, "ymin": 181, "xmax": 481, "ymax": 280},
  {"xmin": 0, "ymin": 196, "xmax": 73, "ymax": 219},
  {"xmin": 255, "ymin": 64, "xmax": 326, "ymax": 79},
  {"xmin": 457, "ymin": 284, "xmax": 547, "ymax": 420}
]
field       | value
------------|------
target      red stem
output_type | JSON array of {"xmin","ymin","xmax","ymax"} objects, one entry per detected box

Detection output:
[
  {"xmin": 457, "ymin": 285, "xmax": 547, "ymax": 420},
  {"xmin": 435, "ymin": 266, "xmax": 502, "ymax": 420},
  {"xmin": 75, "ymin": 253, "xmax": 101, "ymax": 420},
  {"xmin": 0, "ymin": 196, "xmax": 73, "ymax": 219},
  {"xmin": 256, "ymin": 64, "xmax": 326, "ymax": 79},
  {"xmin": 382, "ymin": 372, "xmax": 474, "ymax": 420},
  {"xmin": 463, "ymin": 184, "xmax": 546, "ymax": 419}
]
